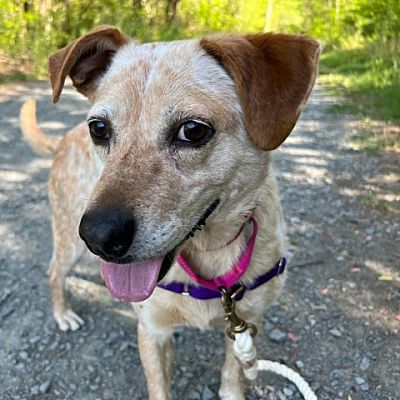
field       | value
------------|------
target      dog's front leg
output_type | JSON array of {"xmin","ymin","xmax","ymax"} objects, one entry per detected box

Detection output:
[
  {"xmin": 219, "ymin": 334, "xmax": 245, "ymax": 400},
  {"xmin": 138, "ymin": 322, "xmax": 173, "ymax": 400}
]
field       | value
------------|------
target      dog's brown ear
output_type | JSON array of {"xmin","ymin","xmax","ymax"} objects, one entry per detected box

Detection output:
[
  {"xmin": 48, "ymin": 25, "xmax": 128, "ymax": 103},
  {"xmin": 200, "ymin": 33, "xmax": 320, "ymax": 150}
]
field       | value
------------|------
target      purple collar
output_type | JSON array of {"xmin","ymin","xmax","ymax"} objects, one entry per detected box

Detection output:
[{"xmin": 158, "ymin": 257, "xmax": 286, "ymax": 301}]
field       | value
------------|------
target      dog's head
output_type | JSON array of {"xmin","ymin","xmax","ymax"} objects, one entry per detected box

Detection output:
[{"xmin": 49, "ymin": 26, "xmax": 319, "ymax": 301}]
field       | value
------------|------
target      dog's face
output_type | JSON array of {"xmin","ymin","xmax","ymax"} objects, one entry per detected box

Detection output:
[
  {"xmin": 49, "ymin": 26, "xmax": 319, "ymax": 301},
  {"xmin": 82, "ymin": 40, "xmax": 254, "ymax": 260}
]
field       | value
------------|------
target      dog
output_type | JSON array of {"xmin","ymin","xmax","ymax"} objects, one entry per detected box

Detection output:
[{"xmin": 20, "ymin": 25, "xmax": 319, "ymax": 399}]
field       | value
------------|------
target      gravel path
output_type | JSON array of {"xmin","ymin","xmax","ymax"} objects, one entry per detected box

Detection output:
[{"xmin": 0, "ymin": 81, "xmax": 399, "ymax": 400}]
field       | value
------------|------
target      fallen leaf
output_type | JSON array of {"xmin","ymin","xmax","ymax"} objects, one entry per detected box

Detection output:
[
  {"xmin": 378, "ymin": 275, "xmax": 393, "ymax": 281},
  {"xmin": 287, "ymin": 332, "xmax": 298, "ymax": 342},
  {"xmin": 351, "ymin": 267, "xmax": 361, "ymax": 272}
]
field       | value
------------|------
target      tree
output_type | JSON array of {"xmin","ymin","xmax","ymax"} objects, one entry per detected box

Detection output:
[{"xmin": 166, "ymin": 0, "xmax": 179, "ymax": 25}]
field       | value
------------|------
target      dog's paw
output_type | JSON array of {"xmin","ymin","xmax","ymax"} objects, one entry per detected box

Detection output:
[{"xmin": 55, "ymin": 309, "xmax": 84, "ymax": 331}]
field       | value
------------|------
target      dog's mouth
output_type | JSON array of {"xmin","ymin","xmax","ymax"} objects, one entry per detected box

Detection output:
[{"xmin": 101, "ymin": 199, "xmax": 220, "ymax": 302}]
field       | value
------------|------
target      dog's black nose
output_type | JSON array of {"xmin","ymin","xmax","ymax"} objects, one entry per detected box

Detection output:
[{"xmin": 79, "ymin": 208, "xmax": 135, "ymax": 259}]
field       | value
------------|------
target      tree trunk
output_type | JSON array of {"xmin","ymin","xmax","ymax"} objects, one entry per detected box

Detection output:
[
  {"xmin": 335, "ymin": 0, "xmax": 340, "ymax": 25},
  {"xmin": 264, "ymin": 0, "xmax": 273, "ymax": 32},
  {"xmin": 165, "ymin": 0, "xmax": 179, "ymax": 25},
  {"xmin": 62, "ymin": 0, "xmax": 71, "ymax": 36},
  {"xmin": 39, "ymin": 0, "xmax": 49, "ymax": 17},
  {"xmin": 304, "ymin": 0, "xmax": 311, "ymax": 31},
  {"xmin": 39, "ymin": 0, "xmax": 52, "ymax": 33},
  {"xmin": 133, "ymin": 0, "xmax": 143, "ymax": 10}
]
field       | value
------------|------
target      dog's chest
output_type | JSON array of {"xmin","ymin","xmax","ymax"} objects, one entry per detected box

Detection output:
[
  {"xmin": 138, "ymin": 292, "xmax": 227, "ymax": 332},
  {"xmin": 137, "ymin": 285, "xmax": 274, "ymax": 333}
]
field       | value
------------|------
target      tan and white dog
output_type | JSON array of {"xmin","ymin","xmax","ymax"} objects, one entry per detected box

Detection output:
[{"xmin": 20, "ymin": 26, "xmax": 319, "ymax": 399}]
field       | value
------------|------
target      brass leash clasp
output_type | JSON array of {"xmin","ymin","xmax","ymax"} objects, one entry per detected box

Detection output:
[{"xmin": 220, "ymin": 286, "xmax": 257, "ymax": 340}]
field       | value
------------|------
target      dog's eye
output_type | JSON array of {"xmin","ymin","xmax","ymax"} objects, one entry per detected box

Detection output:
[
  {"xmin": 88, "ymin": 119, "xmax": 111, "ymax": 144},
  {"xmin": 173, "ymin": 120, "xmax": 214, "ymax": 147}
]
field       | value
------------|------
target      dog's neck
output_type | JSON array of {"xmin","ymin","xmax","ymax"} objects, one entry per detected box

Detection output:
[{"xmin": 164, "ymin": 173, "xmax": 287, "ymax": 285}]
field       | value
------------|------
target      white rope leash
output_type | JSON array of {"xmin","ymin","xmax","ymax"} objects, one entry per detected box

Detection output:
[{"xmin": 233, "ymin": 330, "xmax": 318, "ymax": 400}]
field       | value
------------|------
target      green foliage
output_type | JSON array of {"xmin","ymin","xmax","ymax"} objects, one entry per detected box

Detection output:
[
  {"xmin": 320, "ymin": 46, "xmax": 400, "ymax": 122},
  {"xmin": 0, "ymin": 0, "xmax": 399, "ymax": 147},
  {"xmin": 355, "ymin": 0, "xmax": 400, "ymax": 43},
  {"xmin": 1, "ymin": 0, "xmax": 399, "ymax": 75}
]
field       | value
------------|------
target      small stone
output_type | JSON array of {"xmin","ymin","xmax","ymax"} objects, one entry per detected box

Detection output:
[
  {"xmin": 0, "ymin": 289, "xmax": 12, "ymax": 306},
  {"xmin": 106, "ymin": 331, "xmax": 119, "ymax": 344},
  {"xmin": 214, "ymin": 346, "xmax": 223, "ymax": 356},
  {"xmin": 30, "ymin": 385, "xmax": 40, "ymax": 395},
  {"xmin": 188, "ymin": 390, "xmax": 201, "ymax": 399},
  {"xmin": 90, "ymin": 384, "xmax": 99, "ymax": 391},
  {"xmin": 19, "ymin": 351, "xmax": 29, "ymax": 360},
  {"xmin": 0, "ymin": 306, "xmax": 14, "ymax": 319},
  {"xmin": 308, "ymin": 316, "xmax": 316, "ymax": 326},
  {"xmin": 283, "ymin": 387, "xmax": 294, "ymax": 397},
  {"xmin": 69, "ymin": 383, "xmax": 77, "ymax": 391},
  {"xmin": 264, "ymin": 320, "xmax": 274, "ymax": 332},
  {"xmin": 360, "ymin": 383, "xmax": 369, "ymax": 391},
  {"xmin": 15, "ymin": 362, "xmax": 25, "ymax": 371},
  {"xmin": 34, "ymin": 310, "xmax": 45, "ymax": 318},
  {"xmin": 355, "ymin": 376, "xmax": 365, "ymax": 385},
  {"xmin": 202, "ymin": 386, "xmax": 214, "ymax": 400},
  {"xmin": 49, "ymin": 341, "xmax": 58, "ymax": 350},
  {"xmin": 103, "ymin": 348, "xmax": 114, "ymax": 358},
  {"xmin": 329, "ymin": 328, "xmax": 342, "ymax": 338},
  {"xmin": 365, "ymin": 227, "xmax": 374, "ymax": 235},
  {"xmin": 295, "ymin": 360, "xmax": 304, "ymax": 369},
  {"xmin": 330, "ymin": 369, "xmax": 345, "ymax": 380},
  {"xmin": 119, "ymin": 341, "xmax": 130, "ymax": 351},
  {"xmin": 29, "ymin": 336, "xmax": 41, "ymax": 344},
  {"xmin": 360, "ymin": 357, "xmax": 370, "ymax": 371},
  {"xmin": 39, "ymin": 380, "xmax": 51, "ymax": 394},
  {"xmin": 277, "ymin": 391, "xmax": 287, "ymax": 400},
  {"xmin": 269, "ymin": 328, "xmax": 286, "ymax": 342}
]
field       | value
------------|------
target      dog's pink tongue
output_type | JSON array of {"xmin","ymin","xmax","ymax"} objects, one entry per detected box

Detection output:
[{"xmin": 101, "ymin": 258, "xmax": 163, "ymax": 302}]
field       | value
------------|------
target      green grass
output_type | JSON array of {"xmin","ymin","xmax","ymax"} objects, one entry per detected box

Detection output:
[
  {"xmin": 362, "ymin": 194, "xmax": 398, "ymax": 214},
  {"xmin": 320, "ymin": 45, "xmax": 400, "ymax": 123},
  {"xmin": 349, "ymin": 129, "xmax": 399, "ymax": 155},
  {"xmin": 0, "ymin": 70, "xmax": 30, "ymax": 84}
]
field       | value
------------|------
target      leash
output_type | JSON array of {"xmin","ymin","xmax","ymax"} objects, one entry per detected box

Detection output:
[{"xmin": 220, "ymin": 286, "xmax": 318, "ymax": 400}]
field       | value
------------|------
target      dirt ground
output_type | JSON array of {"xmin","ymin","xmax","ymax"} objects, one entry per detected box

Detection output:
[{"xmin": 0, "ymin": 81, "xmax": 399, "ymax": 400}]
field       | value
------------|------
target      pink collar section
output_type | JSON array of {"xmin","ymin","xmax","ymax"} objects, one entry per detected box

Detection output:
[{"xmin": 177, "ymin": 218, "xmax": 258, "ymax": 291}]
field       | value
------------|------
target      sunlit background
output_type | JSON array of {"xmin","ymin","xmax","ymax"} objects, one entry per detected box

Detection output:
[{"xmin": 1, "ymin": 0, "xmax": 399, "ymax": 147}]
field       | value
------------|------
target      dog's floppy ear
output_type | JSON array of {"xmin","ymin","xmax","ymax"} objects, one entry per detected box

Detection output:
[
  {"xmin": 48, "ymin": 25, "xmax": 128, "ymax": 103},
  {"xmin": 200, "ymin": 33, "xmax": 320, "ymax": 150}
]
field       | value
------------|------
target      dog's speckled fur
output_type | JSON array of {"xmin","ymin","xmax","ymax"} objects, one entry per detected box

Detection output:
[{"xmin": 20, "ymin": 26, "xmax": 319, "ymax": 399}]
